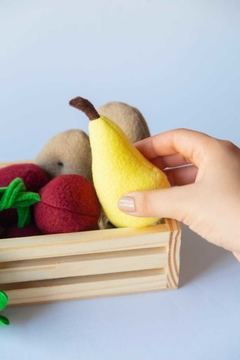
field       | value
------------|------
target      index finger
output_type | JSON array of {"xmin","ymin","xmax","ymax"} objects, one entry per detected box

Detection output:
[{"xmin": 134, "ymin": 128, "xmax": 215, "ymax": 167}]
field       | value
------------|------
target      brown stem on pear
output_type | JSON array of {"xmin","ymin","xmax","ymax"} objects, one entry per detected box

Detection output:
[{"xmin": 69, "ymin": 97, "xmax": 100, "ymax": 120}]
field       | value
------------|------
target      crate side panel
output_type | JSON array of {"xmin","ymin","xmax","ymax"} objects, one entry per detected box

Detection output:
[
  {"xmin": 6, "ymin": 269, "xmax": 167, "ymax": 306},
  {"xmin": 0, "ymin": 247, "xmax": 168, "ymax": 284},
  {"xmin": 0, "ymin": 225, "xmax": 171, "ymax": 262},
  {"xmin": 166, "ymin": 229, "xmax": 181, "ymax": 289}
]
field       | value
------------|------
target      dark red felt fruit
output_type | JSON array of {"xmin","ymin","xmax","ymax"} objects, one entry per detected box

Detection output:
[
  {"xmin": 1, "ymin": 224, "xmax": 43, "ymax": 239},
  {"xmin": 0, "ymin": 163, "xmax": 49, "ymax": 227},
  {"xmin": 34, "ymin": 174, "xmax": 101, "ymax": 234}
]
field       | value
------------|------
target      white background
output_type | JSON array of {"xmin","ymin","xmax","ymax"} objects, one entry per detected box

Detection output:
[{"xmin": 0, "ymin": 1, "xmax": 240, "ymax": 359}]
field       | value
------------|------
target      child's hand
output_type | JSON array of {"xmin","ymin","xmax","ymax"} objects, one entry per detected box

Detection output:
[{"xmin": 118, "ymin": 129, "xmax": 240, "ymax": 259}]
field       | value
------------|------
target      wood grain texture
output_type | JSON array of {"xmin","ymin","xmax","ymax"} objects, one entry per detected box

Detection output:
[
  {"xmin": 0, "ymin": 223, "xmax": 171, "ymax": 262},
  {"xmin": 0, "ymin": 248, "xmax": 168, "ymax": 284},
  {"xmin": 0, "ymin": 161, "xmax": 181, "ymax": 305},
  {"xmin": 1, "ymin": 270, "xmax": 167, "ymax": 306}
]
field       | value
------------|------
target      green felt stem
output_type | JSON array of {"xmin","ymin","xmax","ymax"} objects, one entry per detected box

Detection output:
[{"xmin": 0, "ymin": 177, "xmax": 41, "ymax": 228}]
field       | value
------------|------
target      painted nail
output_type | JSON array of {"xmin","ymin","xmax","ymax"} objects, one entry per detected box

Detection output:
[{"xmin": 118, "ymin": 196, "xmax": 136, "ymax": 212}]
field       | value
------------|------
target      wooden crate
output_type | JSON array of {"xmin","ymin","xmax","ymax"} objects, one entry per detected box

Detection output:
[{"xmin": 0, "ymin": 163, "xmax": 181, "ymax": 306}]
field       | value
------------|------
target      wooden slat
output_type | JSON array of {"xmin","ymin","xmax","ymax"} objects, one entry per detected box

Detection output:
[
  {"xmin": 167, "ymin": 229, "xmax": 181, "ymax": 288},
  {"xmin": 165, "ymin": 218, "xmax": 181, "ymax": 232},
  {"xmin": 3, "ymin": 269, "xmax": 167, "ymax": 306},
  {"xmin": 0, "ymin": 222, "xmax": 171, "ymax": 263},
  {"xmin": 0, "ymin": 247, "xmax": 167, "ymax": 284}
]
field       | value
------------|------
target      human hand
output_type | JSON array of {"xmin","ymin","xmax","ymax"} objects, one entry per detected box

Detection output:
[{"xmin": 117, "ymin": 129, "xmax": 240, "ymax": 260}]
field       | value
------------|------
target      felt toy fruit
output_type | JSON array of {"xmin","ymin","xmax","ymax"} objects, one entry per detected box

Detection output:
[
  {"xmin": 0, "ymin": 163, "xmax": 49, "ymax": 192},
  {"xmin": 34, "ymin": 174, "xmax": 101, "ymax": 234},
  {"xmin": 35, "ymin": 129, "xmax": 92, "ymax": 181},
  {"xmin": 97, "ymin": 101, "xmax": 152, "ymax": 229},
  {"xmin": 0, "ymin": 163, "xmax": 49, "ymax": 227},
  {"xmin": 69, "ymin": 96, "xmax": 170, "ymax": 228},
  {"xmin": 35, "ymin": 102, "xmax": 149, "ymax": 183},
  {"xmin": 0, "ymin": 177, "xmax": 41, "ymax": 229},
  {"xmin": 98, "ymin": 101, "xmax": 150, "ymax": 143}
]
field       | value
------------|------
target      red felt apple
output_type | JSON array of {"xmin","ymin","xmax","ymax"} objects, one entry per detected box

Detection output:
[
  {"xmin": 34, "ymin": 174, "xmax": 101, "ymax": 234},
  {"xmin": 0, "ymin": 163, "xmax": 49, "ymax": 227}
]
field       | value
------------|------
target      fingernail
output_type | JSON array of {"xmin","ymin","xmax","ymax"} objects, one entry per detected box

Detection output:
[{"xmin": 118, "ymin": 196, "xmax": 136, "ymax": 212}]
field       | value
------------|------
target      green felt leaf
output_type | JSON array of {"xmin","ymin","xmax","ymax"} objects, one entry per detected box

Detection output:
[
  {"xmin": 0, "ymin": 178, "xmax": 40, "ymax": 228},
  {"xmin": 0, "ymin": 291, "xmax": 8, "ymax": 311},
  {"xmin": 0, "ymin": 315, "xmax": 10, "ymax": 326}
]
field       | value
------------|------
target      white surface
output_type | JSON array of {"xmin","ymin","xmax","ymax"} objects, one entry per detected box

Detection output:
[{"xmin": 0, "ymin": 1, "xmax": 240, "ymax": 359}]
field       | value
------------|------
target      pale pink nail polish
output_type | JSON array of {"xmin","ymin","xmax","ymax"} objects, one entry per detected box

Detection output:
[{"xmin": 118, "ymin": 196, "xmax": 136, "ymax": 212}]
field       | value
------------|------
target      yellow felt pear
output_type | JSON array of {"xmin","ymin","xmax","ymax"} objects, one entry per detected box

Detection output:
[{"xmin": 69, "ymin": 97, "xmax": 170, "ymax": 228}]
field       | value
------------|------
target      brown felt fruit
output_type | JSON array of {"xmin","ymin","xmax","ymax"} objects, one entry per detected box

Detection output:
[
  {"xmin": 97, "ymin": 101, "xmax": 151, "ymax": 143},
  {"xmin": 35, "ymin": 129, "xmax": 92, "ymax": 181},
  {"xmin": 0, "ymin": 163, "xmax": 49, "ymax": 227},
  {"xmin": 34, "ymin": 102, "xmax": 150, "ymax": 184},
  {"xmin": 34, "ymin": 174, "xmax": 101, "ymax": 234}
]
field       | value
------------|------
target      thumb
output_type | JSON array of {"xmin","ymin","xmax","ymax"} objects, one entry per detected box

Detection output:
[{"xmin": 118, "ymin": 185, "xmax": 196, "ymax": 222}]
